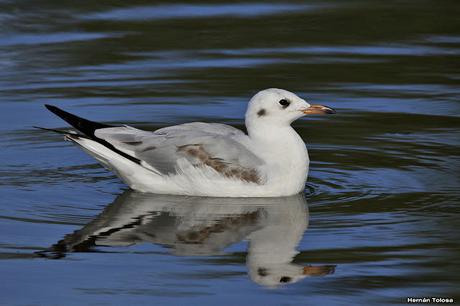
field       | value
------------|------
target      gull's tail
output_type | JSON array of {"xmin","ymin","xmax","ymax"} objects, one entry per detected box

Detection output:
[{"xmin": 37, "ymin": 105, "xmax": 164, "ymax": 192}]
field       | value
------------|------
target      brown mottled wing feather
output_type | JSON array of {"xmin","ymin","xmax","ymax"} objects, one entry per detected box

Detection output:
[{"xmin": 177, "ymin": 144, "xmax": 260, "ymax": 183}]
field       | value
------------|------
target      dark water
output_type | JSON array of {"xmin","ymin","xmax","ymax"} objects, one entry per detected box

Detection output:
[{"xmin": 1, "ymin": 1, "xmax": 460, "ymax": 305}]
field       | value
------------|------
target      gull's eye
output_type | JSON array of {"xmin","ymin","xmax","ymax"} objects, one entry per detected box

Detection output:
[
  {"xmin": 279, "ymin": 99, "xmax": 290, "ymax": 108},
  {"xmin": 279, "ymin": 276, "xmax": 292, "ymax": 283}
]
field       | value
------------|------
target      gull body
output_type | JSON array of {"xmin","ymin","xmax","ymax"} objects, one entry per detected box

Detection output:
[{"xmin": 42, "ymin": 88, "xmax": 334, "ymax": 197}]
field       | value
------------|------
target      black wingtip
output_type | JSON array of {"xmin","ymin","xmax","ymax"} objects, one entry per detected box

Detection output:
[
  {"xmin": 44, "ymin": 104, "xmax": 65, "ymax": 119},
  {"xmin": 42, "ymin": 104, "xmax": 142, "ymax": 165},
  {"xmin": 43, "ymin": 104, "xmax": 113, "ymax": 138},
  {"xmin": 45, "ymin": 104, "xmax": 58, "ymax": 112},
  {"xmin": 44, "ymin": 104, "xmax": 69, "ymax": 119},
  {"xmin": 33, "ymin": 126, "xmax": 73, "ymax": 135}
]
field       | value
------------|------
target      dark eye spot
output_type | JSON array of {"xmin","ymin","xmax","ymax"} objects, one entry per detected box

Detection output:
[
  {"xmin": 257, "ymin": 268, "xmax": 268, "ymax": 277},
  {"xmin": 257, "ymin": 109, "xmax": 266, "ymax": 117},
  {"xmin": 279, "ymin": 276, "xmax": 292, "ymax": 283},
  {"xmin": 279, "ymin": 99, "xmax": 290, "ymax": 108}
]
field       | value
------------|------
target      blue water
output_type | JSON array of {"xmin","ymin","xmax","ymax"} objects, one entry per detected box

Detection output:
[{"xmin": 1, "ymin": 1, "xmax": 459, "ymax": 305}]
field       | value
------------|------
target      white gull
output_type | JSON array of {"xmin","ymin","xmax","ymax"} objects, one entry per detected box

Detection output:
[{"xmin": 42, "ymin": 88, "xmax": 335, "ymax": 197}]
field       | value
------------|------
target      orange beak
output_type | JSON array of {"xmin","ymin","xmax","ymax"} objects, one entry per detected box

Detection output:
[
  {"xmin": 303, "ymin": 265, "xmax": 336, "ymax": 276},
  {"xmin": 301, "ymin": 104, "xmax": 336, "ymax": 115}
]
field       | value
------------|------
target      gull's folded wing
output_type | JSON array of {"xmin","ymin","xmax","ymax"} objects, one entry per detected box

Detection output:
[
  {"xmin": 95, "ymin": 123, "xmax": 265, "ymax": 183},
  {"xmin": 43, "ymin": 105, "xmax": 265, "ymax": 184}
]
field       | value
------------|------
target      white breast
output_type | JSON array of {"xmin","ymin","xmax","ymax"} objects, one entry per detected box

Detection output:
[{"xmin": 248, "ymin": 126, "xmax": 309, "ymax": 195}]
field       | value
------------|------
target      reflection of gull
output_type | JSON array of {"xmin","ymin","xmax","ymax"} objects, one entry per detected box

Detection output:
[
  {"xmin": 40, "ymin": 88, "xmax": 334, "ymax": 197},
  {"xmin": 39, "ymin": 191, "xmax": 335, "ymax": 287},
  {"xmin": 246, "ymin": 196, "xmax": 333, "ymax": 286}
]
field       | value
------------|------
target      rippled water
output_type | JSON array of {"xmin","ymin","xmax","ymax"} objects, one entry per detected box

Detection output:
[{"xmin": 1, "ymin": 1, "xmax": 459, "ymax": 305}]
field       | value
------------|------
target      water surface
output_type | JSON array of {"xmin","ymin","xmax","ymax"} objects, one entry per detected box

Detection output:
[{"xmin": 1, "ymin": 1, "xmax": 459, "ymax": 305}]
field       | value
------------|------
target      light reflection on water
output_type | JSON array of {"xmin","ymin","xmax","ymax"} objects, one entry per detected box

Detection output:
[
  {"xmin": 0, "ymin": 0, "xmax": 459, "ymax": 305},
  {"xmin": 82, "ymin": 3, "xmax": 315, "ymax": 21}
]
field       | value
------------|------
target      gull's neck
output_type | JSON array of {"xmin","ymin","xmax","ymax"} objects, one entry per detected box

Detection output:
[
  {"xmin": 245, "ymin": 122, "xmax": 306, "ymax": 163},
  {"xmin": 245, "ymin": 119, "xmax": 299, "ymax": 144},
  {"xmin": 245, "ymin": 120, "xmax": 309, "ymax": 194}
]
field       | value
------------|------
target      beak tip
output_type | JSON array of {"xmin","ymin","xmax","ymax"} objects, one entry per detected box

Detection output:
[
  {"xmin": 325, "ymin": 108, "xmax": 336, "ymax": 114},
  {"xmin": 301, "ymin": 104, "xmax": 336, "ymax": 115}
]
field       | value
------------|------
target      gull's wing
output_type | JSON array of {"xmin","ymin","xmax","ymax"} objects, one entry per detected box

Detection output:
[
  {"xmin": 94, "ymin": 123, "xmax": 265, "ymax": 183},
  {"xmin": 41, "ymin": 105, "xmax": 264, "ymax": 184}
]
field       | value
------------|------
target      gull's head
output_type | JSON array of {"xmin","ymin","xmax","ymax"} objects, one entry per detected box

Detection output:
[{"xmin": 245, "ymin": 88, "xmax": 335, "ymax": 128}]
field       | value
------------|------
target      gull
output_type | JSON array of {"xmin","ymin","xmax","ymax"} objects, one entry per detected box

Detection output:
[{"xmin": 40, "ymin": 88, "xmax": 335, "ymax": 197}]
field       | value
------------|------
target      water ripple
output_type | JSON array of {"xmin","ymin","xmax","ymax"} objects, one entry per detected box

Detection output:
[{"xmin": 82, "ymin": 3, "xmax": 317, "ymax": 21}]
